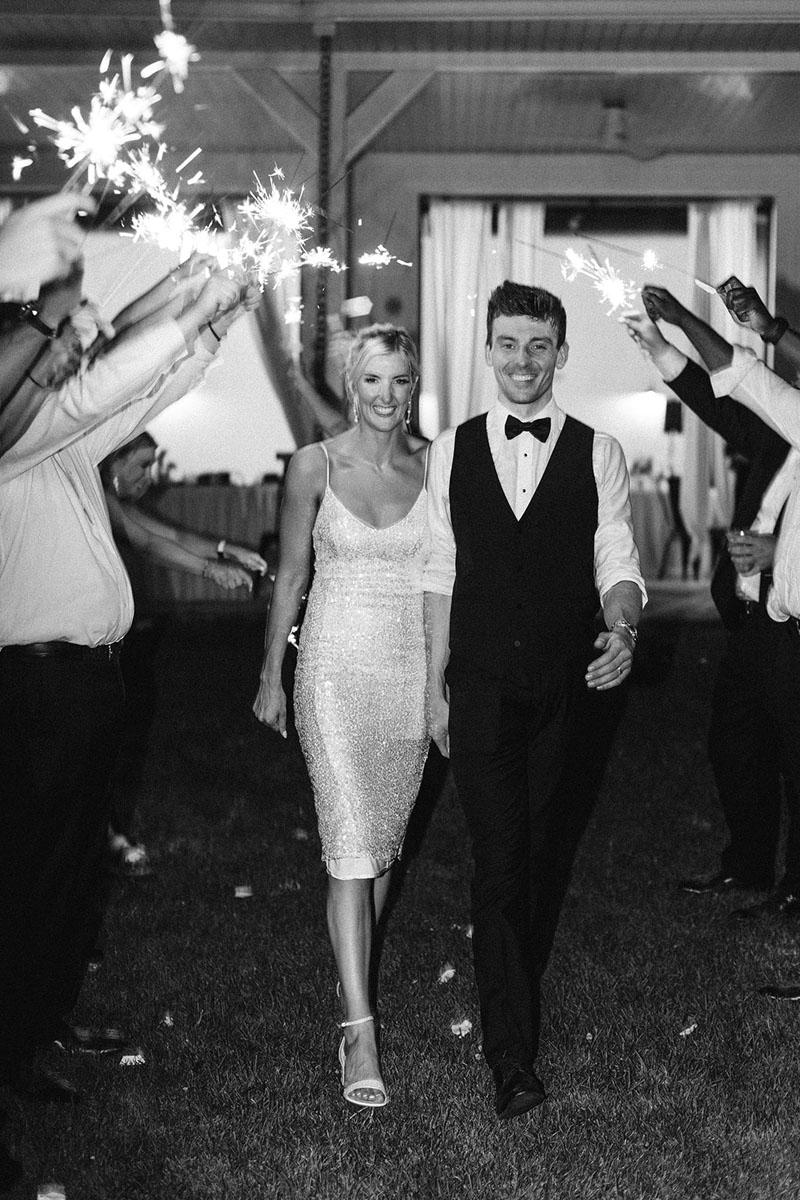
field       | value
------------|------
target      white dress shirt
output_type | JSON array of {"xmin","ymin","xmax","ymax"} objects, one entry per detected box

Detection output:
[
  {"xmin": 712, "ymin": 346, "xmax": 800, "ymax": 621},
  {"xmin": 423, "ymin": 396, "xmax": 647, "ymax": 605},
  {"xmin": 0, "ymin": 321, "xmax": 215, "ymax": 647}
]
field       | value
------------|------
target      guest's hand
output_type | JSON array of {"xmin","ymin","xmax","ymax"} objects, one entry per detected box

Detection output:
[
  {"xmin": 586, "ymin": 629, "xmax": 633, "ymax": 690},
  {"xmin": 721, "ymin": 285, "xmax": 774, "ymax": 337},
  {"xmin": 619, "ymin": 309, "xmax": 670, "ymax": 358},
  {"xmin": 0, "ymin": 194, "xmax": 96, "ymax": 302},
  {"xmin": 427, "ymin": 692, "xmax": 450, "ymax": 758},
  {"xmin": 641, "ymin": 286, "xmax": 689, "ymax": 327},
  {"xmin": 726, "ymin": 530, "xmax": 776, "ymax": 576},
  {"xmin": 225, "ymin": 543, "xmax": 267, "ymax": 574},
  {"xmin": 253, "ymin": 678, "xmax": 288, "ymax": 739}
]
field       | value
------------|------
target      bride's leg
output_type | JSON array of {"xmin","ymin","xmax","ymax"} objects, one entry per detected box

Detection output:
[
  {"xmin": 373, "ymin": 866, "xmax": 393, "ymax": 926},
  {"xmin": 327, "ymin": 876, "xmax": 385, "ymax": 1103}
]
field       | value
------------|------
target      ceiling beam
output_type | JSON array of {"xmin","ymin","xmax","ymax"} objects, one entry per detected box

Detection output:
[
  {"xmin": 346, "ymin": 71, "xmax": 434, "ymax": 162},
  {"xmin": 5, "ymin": 1, "xmax": 800, "ymax": 21},
  {"xmin": 5, "ymin": 51, "xmax": 800, "ymax": 75},
  {"xmin": 228, "ymin": 68, "xmax": 317, "ymax": 153}
]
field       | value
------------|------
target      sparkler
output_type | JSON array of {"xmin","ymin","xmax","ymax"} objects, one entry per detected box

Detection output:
[
  {"xmin": 561, "ymin": 247, "xmax": 640, "ymax": 315},
  {"xmin": 358, "ymin": 244, "xmax": 413, "ymax": 270},
  {"xmin": 141, "ymin": 0, "xmax": 200, "ymax": 94}
]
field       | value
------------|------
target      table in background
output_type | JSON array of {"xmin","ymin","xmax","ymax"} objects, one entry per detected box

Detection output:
[
  {"xmin": 629, "ymin": 483, "xmax": 675, "ymax": 580},
  {"xmin": 129, "ymin": 482, "xmax": 280, "ymax": 607}
]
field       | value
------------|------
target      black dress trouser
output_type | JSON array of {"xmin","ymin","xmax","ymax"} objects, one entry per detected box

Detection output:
[
  {"xmin": 448, "ymin": 652, "xmax": 589, "ymax": 1070},
  {"xmin": 710, "ymin": 607, "xmax": 800, "ymax": 891},
  {"xmin": 0, "ymin": 650, "xmax": 125, "ymax": 1080}
]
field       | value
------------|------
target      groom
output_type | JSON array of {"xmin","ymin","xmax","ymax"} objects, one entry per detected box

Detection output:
[{"xmin": 424, "ymin": 280, "xmax": 645, "ymax": 1119}]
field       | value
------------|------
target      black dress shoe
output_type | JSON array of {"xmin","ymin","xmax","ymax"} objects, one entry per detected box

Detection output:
[
  {"xmin": 11, "ymin": 1065, "xmax": 81, "ymax": 1104},
  {"xmin": 492, "ymin": 1061, "xmax": 546, "ymax": 1121},
  {"xmin": 729, "ymin": 891, "xmax": 800, "ymax": 923},
  {"xmin": 677, "ymin": 871, "xmax": 767, "ymax": 895},
  {"xmin": 51, "ymin": 1023, "xmax": 130, "ymax": 1055},
  {"xmin": 759, "ymin": 983, "xmax": 800, "ymax": 1000}
]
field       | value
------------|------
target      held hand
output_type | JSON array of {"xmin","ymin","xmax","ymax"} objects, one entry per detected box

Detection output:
[
  {"xmin": 203, "ymin": 560, "xmax": 253, "ymax": 591},
  {"xmin": 722, "ymin": 285, "xmax": 773, "ymax": 336},
  {"xmin": 226, "ymin": 543, "xmax": 268, "ymax": 574},
  {"xmin": 641, "ymin": 285, "xmax": 687, "ymax": 327},
  {"xmin": 586, "ymin": 629, "xmax": 634, "ymax": 691},
  {"xmin": 726, "ymin": 530, "xmax": 777, "ymax": 576},
  {"xmin": 427, "ymin": 693, "xmax": 450, "ymax": 758},
  {"xmin": 619, "ymin": 309, "xmax": 670, "ymax": 358},
  {"xmin": 253, "ymin": 678, "xmax": 288, "ymax": 739},
  {"xmin": 194, "ymin": 269, "xmax": 244, "ymax": 328},
  {"xmin": 0, "ymin": 194, "xmax": 96, "ymax": 302}
]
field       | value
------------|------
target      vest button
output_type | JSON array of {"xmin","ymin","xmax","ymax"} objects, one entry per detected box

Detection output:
[{"xmin": 513, "ymin": 639, "xmax": 521, "ymax": 648}]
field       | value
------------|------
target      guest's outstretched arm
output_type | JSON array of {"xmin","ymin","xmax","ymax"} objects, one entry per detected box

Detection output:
[
  {"xmin": 641, "ymin": 286, "xmax": 733, "ymax": 373},
  {"xmin": 722, "ymin": 284, "xmax": 800, "ymax": 379}
]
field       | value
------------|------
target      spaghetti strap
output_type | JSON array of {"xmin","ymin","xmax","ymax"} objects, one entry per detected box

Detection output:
[
  {"xmin": 319, "ymin": 441, "xmax": 330, "ymax": 488},
  {"xmin": 423, "ymin": 441, "xmax": 431, "ymax": 489}
]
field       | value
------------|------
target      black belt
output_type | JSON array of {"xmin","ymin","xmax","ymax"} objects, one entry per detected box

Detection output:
[{"xmin": 2, "ymin": 640, "xmax": 124, "ymax": 661}]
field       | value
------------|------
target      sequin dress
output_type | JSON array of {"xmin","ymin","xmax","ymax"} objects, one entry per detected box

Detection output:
[{"xmin": 294, "ymin": 445, "xmax": 430, "ymax": 879}]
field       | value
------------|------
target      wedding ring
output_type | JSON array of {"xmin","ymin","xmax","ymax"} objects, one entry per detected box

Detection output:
[{"xmin": 618, "ymin": 665, "xmax": 623, "ymax": 675}]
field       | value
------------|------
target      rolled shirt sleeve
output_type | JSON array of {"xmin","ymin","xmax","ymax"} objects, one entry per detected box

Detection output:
[
  {"xmin": 423, "ymin": 428, "xmax": 457, "ymax": 596},
  {"xmin": 711, "ymin": 344, "xmax": 800, "ymax": 449},
  {"xmin": 593, "ymin": 432, "xmax": 647, "ymax": 606}
]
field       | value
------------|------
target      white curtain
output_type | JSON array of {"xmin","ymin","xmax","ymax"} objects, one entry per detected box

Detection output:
[
  {"xmin": 419, "ymin": 199, "xmax": 545, "ymax": 437},
  {"xmin": 684, "ymin": 201, "xmax": 767, "ymax": 575}
]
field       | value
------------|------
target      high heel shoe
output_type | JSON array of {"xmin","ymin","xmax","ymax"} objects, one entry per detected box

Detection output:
[{"xmin": 338, "ymin": 1015, "xmax": 388, "ymax": 1108}]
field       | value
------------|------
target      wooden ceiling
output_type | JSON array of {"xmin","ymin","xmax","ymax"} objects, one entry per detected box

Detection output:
[{"xmin": 2, "ymin": 1, "xmax": 800, "ymax": 197}]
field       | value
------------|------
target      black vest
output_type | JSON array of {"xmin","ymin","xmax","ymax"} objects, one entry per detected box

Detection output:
[{"xmin": 447, "ymin": 412, "xmax": 599, "ymax": 682}]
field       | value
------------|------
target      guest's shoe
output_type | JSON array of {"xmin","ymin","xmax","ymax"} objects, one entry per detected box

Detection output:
[
  {"xmin": 11, "ymin": 1065, "xmax": 81, "ymax": 1104},
  {"xmin": 51, "ymin": 1022, "xmax": 131, "ymax": 1055},
  {"xmin": 493, "ymin": 1060, "xmax": 546, "ymax": 1121},
  {"xmin": 338, "ymin": 1015, "xmax": 387, "ymax": 1108},
  {"xmin": 677, "ymin": 871, "xmax": 767, "ymax": 895},
  {"xmin": 758, "ymin": 983, "xmax": 800, "ymax": 1000},
  {"xmin": 729, "ymin": 891, "xmax": 800, "ymax": 923}
]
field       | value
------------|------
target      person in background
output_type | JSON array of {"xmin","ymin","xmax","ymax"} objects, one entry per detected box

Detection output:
[
  {"xmin": 0, "ymin": 255, "xmax": 257, "ymax": 1129},
  {"xmin": 99, "ymin": 432, "xmax": 266, "ymax": 877},
  {"xmin": 254, "ymin": 324, "xmax": 430, "ymax": 1110},
  {"xmin": 424, "ymin": 280, "xmax": 645, "ymax": 1121},
  {"xmin": 621, "ymin": 288, "xmax": 794, "ymax": 903}
]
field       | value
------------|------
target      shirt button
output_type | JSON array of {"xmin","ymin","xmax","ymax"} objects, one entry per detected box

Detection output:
[{"xmin": 513, "ymin": 639, "xmax": 521, "ymax": 648}]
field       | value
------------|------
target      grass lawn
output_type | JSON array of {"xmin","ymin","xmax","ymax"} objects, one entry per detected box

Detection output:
[{"xmin": 7, "ymin": 609, "xmax": 800, "ymax": 1200}]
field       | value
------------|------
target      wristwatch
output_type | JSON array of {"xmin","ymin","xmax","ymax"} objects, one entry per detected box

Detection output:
[
  {"xmin": 17, "ymin": 302, "xmax": 59, "ymax": 339},
  {"xmin": 611, "ymin": 618, "xmax": 638, "ymax": 646}
]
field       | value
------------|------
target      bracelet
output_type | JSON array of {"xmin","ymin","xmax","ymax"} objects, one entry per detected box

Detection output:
[
  {"xmin": 217, "ymin": 539, "xmax": 227, "ymax": 559},
  {"xmin": 761, "ymin": 316, "xmax": 789, "ymax": 346},
  {"xmin": 611, "ymin": 618, "xmax": 638, "ymax": 646},
  {"xmin": 18, "ymin": 303, "xmax": 59, "ymax": 339},
  {"xmin": 207, "ymin": 323, "xmax": 222, "ymax": 343}
]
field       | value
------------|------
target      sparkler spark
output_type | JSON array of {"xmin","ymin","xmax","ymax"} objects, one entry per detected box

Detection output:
[
  {"xmin": 358, "ymin": 244, "xmax": 413, "ymax": 270},
  {"xmin": 561, "ymin": 247, "xmax": 639, "ymax": 315},
  {"xmin": 11, "ymin": 155, "xmax": 33, "ymax": 181},
  {"xmin": 301, "ymin": 246, "xmax": 346, "ymax": 273}
]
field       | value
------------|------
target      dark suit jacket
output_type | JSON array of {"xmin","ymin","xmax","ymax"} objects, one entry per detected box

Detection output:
[{"xmin": 667, "ymin": 357, "xmax": 790, "ymax": 628}]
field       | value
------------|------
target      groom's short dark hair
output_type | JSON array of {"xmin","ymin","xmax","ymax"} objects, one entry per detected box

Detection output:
[{"xmin": 486, "ymin": 281, "xmax": 567, "ymax": 348}]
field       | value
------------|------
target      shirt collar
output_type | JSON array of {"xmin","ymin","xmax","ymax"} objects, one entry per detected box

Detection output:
[{"xmin": 488, "ymin": 396, "xmax": 561, "ymax": 436}]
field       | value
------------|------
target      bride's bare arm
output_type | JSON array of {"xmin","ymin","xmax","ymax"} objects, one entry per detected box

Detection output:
[{"xmin": 253, "ymin": 446, "xmax": 323, "ymax": 737}]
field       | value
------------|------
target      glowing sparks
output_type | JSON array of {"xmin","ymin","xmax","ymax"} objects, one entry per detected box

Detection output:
[
  {"xmin": 239, "ymin": 171, "xmax": 314, "ymax": 242},
  {"xmin": 561, "ymin": 247, "xmax": 639, "ymax": 315},
  {"xmin": 301, "ymin": 246, "xmax": 346, "ymax": 273},
  {"xmin": 141, "ymin": 30, "xmax": 199, "ymax": 94},
  {"xmin": 358, "ymin": 244, "xmax": 413, "ymax": 270},
  {"xmin": 641, "ymin": 249, "xmax": 663, "ymax": 272},
  {"xmin": 11, "ymin": 155, "xmax": 33, "ymax": 181},
  {"xmin": 30, "ymin": 72, "xmax": 162, "ymax": 186},
  {"xmin": 284, "ymin": 299, "xmax": 303, "ymax": 326}
]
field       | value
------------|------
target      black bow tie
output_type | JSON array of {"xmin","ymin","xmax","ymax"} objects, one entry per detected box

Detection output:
[{"xmin": 505, "ymin": 415, "xmax": 551, "ymax": 442}]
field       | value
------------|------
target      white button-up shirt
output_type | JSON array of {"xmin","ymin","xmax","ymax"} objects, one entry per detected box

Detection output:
[
  {"xmin": 712, "ymin": 345, "xmax": 800, "ymax": 621},
  {"xmin": 423, "ymin": 396, "xmax": 647, "ymax": 605},
  {"xmin": 0, "ymin": 321, "xmax": 215, "ymax": 647}
]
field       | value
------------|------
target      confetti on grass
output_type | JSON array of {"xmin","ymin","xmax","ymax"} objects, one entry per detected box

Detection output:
[
  {"xmin": 119, "ymin": 1048, "xmax": 146, "ymax": 1067},
  {"xmin": 450, "ymin": 1017, "xmax": 473, "ymax": 1038},
  {"xmin": 678, "ymin": 1022, "xmax": 698, "ymax": 1038},
  {"xmin": 235, "ymin": 885, "xmax": 253, "ymax": 898},
  {"xmin": 437, "ymin": 963, "xmax": 456, "ymax": 985}
]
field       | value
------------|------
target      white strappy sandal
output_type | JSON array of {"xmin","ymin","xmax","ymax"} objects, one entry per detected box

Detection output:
[{"xmin": 338, "ymin": 1015, "xmax": 388, "ymax": 1108}]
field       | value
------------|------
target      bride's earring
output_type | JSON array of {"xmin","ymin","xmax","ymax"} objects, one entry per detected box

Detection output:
[
  {"xmin": 352, "ymin": 400, "xmax": 360, "ymax": 424},
  {"xmin": 404, "ymin": 404, "xmax": 412, "ymax": 433}
]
